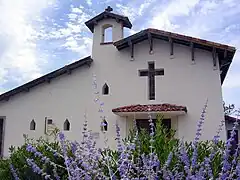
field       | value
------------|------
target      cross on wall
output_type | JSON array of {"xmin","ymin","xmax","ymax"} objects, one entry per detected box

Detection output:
[{"xmin": 139, "ymin": 62, "xmax": 164, "ymax": 100}]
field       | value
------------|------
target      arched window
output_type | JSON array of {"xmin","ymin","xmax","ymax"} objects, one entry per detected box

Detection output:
[
  {"xmin": 102, "ymin": 24, "xmax": 113, "ymax": 43},
  {"xmin": 101, "ymin": 119, "xmax": 108, "ymax": 132},
  {"xmin": 102, "ymin": 83, "xmax": 109, "ymax": 95},
  {"xmin": 30, "ymin": 119, "xmax": 36, "ymax": 130},
  {"xmin": 64, "ymin": 119, "xmax": 70, "ymax": 131}
]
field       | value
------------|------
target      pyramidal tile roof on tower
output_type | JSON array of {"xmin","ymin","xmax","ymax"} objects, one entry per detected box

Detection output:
[{"xmin": 85, "ymin": 6, "xmax": 132, "ymax": 33}]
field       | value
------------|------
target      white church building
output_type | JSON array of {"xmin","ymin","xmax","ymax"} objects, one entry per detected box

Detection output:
[{"xmin": 0, "ymin": 7, "xmax": 236, "ymax": 156}]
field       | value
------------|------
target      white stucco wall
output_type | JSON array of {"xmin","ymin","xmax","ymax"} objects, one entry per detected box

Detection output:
[
  {"xmin": 92, "ymin": 19, "xmax": 225, "ymax": 142},
  {"xmin": 0, "ymin": 18, "xmax": 226, "ymax": 156}
]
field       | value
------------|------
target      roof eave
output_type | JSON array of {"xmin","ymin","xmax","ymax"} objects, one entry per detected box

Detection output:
[
  {"xmin": 0, "ymin": 56, "xmax": 93, "ymax": 102},
  {"xmin": 113, "ymin": 29, "xmax": 236, "ymax": 52},
  {"xmin": 85, "ymin": 12, "xmax": 132, "ymax": 33},
  {"xmin": 113, "ymin": 111, "xmax": 187, "ymax": 117},
  {"xmin": 220, "ymin": 50, "xmax": 236, "ymax": 84},
  {"xmin": 225, "ymin": 115, "xmax": 240, "ymax": 122},
  {"xmin": 113, "ymin": 29, "xmax": 236, "ymax": 84}
]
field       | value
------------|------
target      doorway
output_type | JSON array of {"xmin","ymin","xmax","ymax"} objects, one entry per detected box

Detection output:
[
  {"xmin": 0, "ymin": 118, "xmax": 5, "ymax": 157},
  {"xmin": 136, "ymin": 119, "xmax": 171, "ymax": 133}
]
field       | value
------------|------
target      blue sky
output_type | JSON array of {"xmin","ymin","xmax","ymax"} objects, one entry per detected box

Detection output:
[{"xmin": 0, "ymin": 0, "xmax": 239, "ymax": 108}]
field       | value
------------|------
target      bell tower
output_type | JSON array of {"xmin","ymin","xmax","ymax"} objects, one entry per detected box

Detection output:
[{"xmin": 85, "ymin": 6, "xmax": 132, "ymax": 54}]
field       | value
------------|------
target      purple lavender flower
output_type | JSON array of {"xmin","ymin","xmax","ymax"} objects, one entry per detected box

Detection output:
[
  {"xmin": 236, "ymin": 161, "xmax": 240, "ymax": 177},
  {"xmin": 71, "ymin": 141, "xmax": 78, "ymax": 154},
  {"xmin": 9, "ymin": 76, "xmax": 240, "ymax": 179},
  {"xmin": 10, "ymin": 164, "xmax": 19, "ymax": 180},
  {"xmin": 26, "ymin": 158, "xmax": 43, "ymax": 175},
  {"xmin": 220, "ymin": 119, "xmax": 239, "ymax": 179},
  {"xmin": 213, "ymin": 119, "xmax": 225, "ymax": 144},
  {"xmin": 116, "ymin": 123, "xmax": 123, "ymax": 153},
  {"xmin": 58, "ymin": 132, "xmax": 65, "ymax": 142},
  {"xmin": 147, "ymin": 110, "xmax": 155, "ymax": 178},
  {"xmin": 26, "ymin": 144, "xmax": 51, "ymax": 164},
  {"xmin": 179, "ymin": 141, "xmax": 190, "ymax": 175},
  {"xmin": 190, "ymin": 100, "xmax": 208, "ymax": 173},
  {"xmin": 58, "ymin": 132, "xmax": 73, "ymax": 178}
]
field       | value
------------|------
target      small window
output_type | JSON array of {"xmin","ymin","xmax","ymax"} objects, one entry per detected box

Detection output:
[
  {"xmin": 102, "ymin": 83, "xmax": 109, "ymax": 95},
  {"xmin": 30, "ymin": 119, "xmax": 36, "ymax": 130},
  {"xmin": 104, "ymin": 27, "xmax": 113, "ymax": 42},
  {"xmin": 101, "ymin": 24, "xmax": 113, "ymax": 43},
  {"xmin": 101, "ymin": 119, "xmax": 108, "ymax": 132},
  {"xmin": 47, "ymin": 119, "xmax": 53, "ymax": 125},
  {"xmin": 64, "ymin": 119, "xmax": 70, "ymax": 131}
]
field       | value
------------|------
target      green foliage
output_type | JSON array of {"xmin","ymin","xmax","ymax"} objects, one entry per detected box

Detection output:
[
  {"xmin": 0, "ymin": 158, "xmax": 12, "ymax": 180},
  {"xmin": 184, "ymin": 140, "xmax": 225, "ymax": 178},
  {"xmin": 125, "ymin": 113, "xmax": 226, "ymax": 176},
  {"xmin": 2, "ymin": 134, "xmax": 68, "ymax": 179},
  {"xmin": 126, "ymin": 114, "xmax": 179, "ymax": 165},
  {"xmin": 0, "ymin": 115, "xmax": 231, "ymax": 179}
]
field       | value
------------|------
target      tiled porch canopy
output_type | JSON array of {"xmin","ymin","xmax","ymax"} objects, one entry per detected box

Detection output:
[{"xmin": 112, "ymin": 104, "xmax": 187, "ymax": 117}]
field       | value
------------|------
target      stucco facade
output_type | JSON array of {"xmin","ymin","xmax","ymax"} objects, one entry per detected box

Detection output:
[{"xmin": 0, "ymin": 8, "xmax": 236, "ymax": 157}]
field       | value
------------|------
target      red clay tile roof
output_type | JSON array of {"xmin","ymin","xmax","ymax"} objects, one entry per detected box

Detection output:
[
  {"xmin": 85, "ymin": 11, "xmax": 132, "ymax": 33},
  {"xmin": 112, "ymin": 104, "xmax": 187, "ymax": 113},
  {"xmin": 114, "ymin": 28, "xmax": 236, "ymax": 52},
  {"xmin": 113, "ymin": 28, "xmax": 236, "ymax": 85},
  {"xmin": 147, "ymin": 28, "xmax": 235, "ymax": 51}
]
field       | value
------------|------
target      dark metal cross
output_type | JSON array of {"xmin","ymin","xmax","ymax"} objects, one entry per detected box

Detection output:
[
  {"xmin": 139, "ymin": 62, "xmax": 164, "ymax": 100},
  {"xmin": 105, "ymin": 6, "xmax": 113, "ymax": 12}
]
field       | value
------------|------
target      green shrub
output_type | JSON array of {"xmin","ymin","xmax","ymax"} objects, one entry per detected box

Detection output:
[{"xmin": 3, "ymin": 134, "xmax": 68, "ymax": 179}]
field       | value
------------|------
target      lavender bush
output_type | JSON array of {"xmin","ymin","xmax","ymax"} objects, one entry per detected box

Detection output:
[
  {"xmin": 4, "ymin": 103, "xmax": 240, "ymax": 179},
  {"xmin": 3, "ymin": 74, "xmax": 240, "ymax": 179}
]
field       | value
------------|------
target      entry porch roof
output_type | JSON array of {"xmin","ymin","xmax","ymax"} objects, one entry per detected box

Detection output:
[{"xmin": 112, "ymin": 103, "xmax": 187, "ymax": 117}]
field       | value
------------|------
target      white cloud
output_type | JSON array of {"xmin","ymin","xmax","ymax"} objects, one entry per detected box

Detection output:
[
  {"xmin": 224, "ymin": 24, "xmax": 240, "ymax": 33},
  {"xmin": 34, "ymin": 4, "xmax": 92, "ymax": 59},
  {"xmin": 68, "ymin": 13, "xmax": 78, "ymax": 21},
  {"xmin": 86, "ymin": 0, "xmax": 92, "ymax": 6},
  {"xmin": 116, "ymin": 4, "xmax": 136, "ymax": 21},
  {"xmin": 149, "ymin": 0, "xmax": 200, "ymax": 31},
  {"xmin": 62, "ymin": 36, "xmax": 91, "ymax": 54},
  {"xmin": 198, "ymin": 0, "xmax": 218, "ymax": 15},
  {"xmin": 49, "ymin": 5, "xmax": 92, "ymax": 57},
  {"xmin": 147, "ymin": 0, "xmax": 240, "ymax": 39},
  {"xmin": 0, "ymin": 0, "xmax": 56, "ymax": 86},
  {"xmin": 116, "ymin": 0, "xmax": 155, "ymax": 22},
  {"xmin": 72, "ymin": 6, "xmax": 84, "ymax": 14}
]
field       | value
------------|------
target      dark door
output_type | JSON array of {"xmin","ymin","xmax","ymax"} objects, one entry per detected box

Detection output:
[
  {"xmin": 0, "ymin": 119, "xmax": 4, "ymax": 157},
  {"xmin": 136, "ymin": 119, "xmax": 171, "ymax": 133}
]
